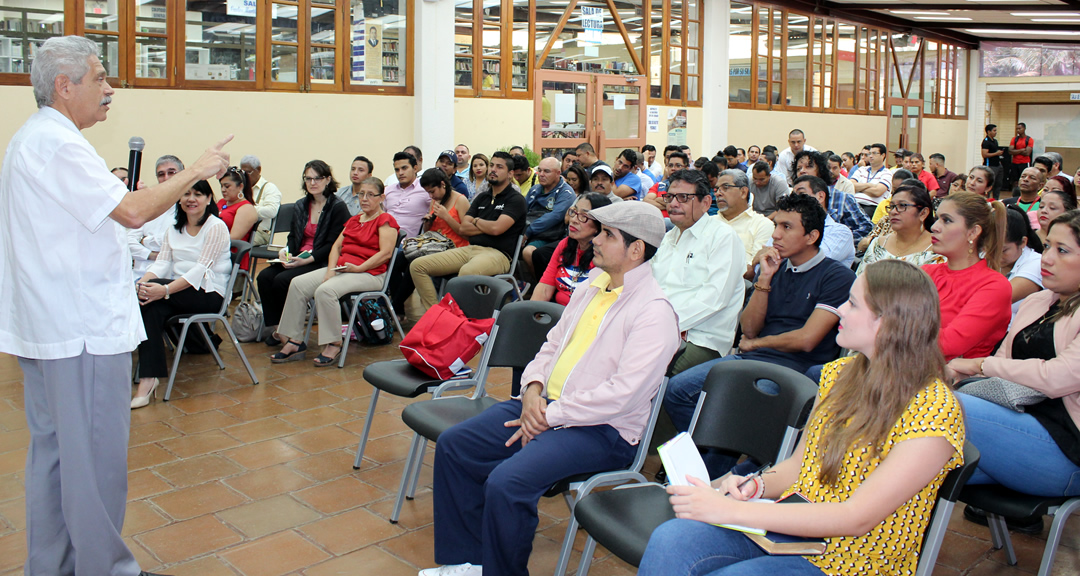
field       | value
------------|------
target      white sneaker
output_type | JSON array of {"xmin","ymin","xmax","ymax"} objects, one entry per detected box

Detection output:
[{"xmin": 418, "ymin": 563, "xmax": 482, "ymax": 576}]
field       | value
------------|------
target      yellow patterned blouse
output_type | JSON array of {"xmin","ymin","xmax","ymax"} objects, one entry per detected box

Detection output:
[{"xmin": 785, "ymin": 358, "xmax": 965, "ymax": 576}]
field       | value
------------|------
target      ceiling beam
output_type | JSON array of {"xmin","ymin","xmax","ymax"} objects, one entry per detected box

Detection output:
[
  {"xmin": 840, "ymin": 3, "xmax": 1079, "ymax": 12},
  {"xmin": 911, "ymin": 21, "xmax": 1080, "ymax": 30},
  {"xmin": 772, "ymin": 0, "xmax": 982, "ymax": 47}
]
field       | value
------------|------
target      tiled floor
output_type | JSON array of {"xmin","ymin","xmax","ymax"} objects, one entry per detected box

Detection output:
[{"xmin": 0, "ymin": 310, "xmax": 1079, "ymax": 575}]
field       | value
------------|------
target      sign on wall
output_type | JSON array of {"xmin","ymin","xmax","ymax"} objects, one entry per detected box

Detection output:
[{"xmin": 227, "ymin": 0, "xmax": 257, "ymax": 17}]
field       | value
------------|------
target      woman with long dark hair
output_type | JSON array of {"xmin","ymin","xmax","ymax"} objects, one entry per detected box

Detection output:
[
  {"xmin": 857, "ymin": 180, "xmax": 942, "ymax": 274},
  {"xmin": 1002, "ymin": 204, "xmax": 1045, "ymax": 314},
  {"xmin": 530, "ymin": 193, "xmax": 611, "ymax": 305},
  {"xmin": 640, "ymin": 260, "xmax": 965, "ymax": 576}
]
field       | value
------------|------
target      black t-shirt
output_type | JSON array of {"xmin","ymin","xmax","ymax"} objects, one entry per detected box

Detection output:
[
  {"xmin": 466, "ymin": 185, "xmax": 527, "ymax": 258},
  {"xmin": 982, "ymin": 137, "xmax": 1001, "ymax": 167}
]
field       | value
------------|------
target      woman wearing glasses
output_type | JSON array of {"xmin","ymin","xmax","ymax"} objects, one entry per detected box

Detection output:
[
  {"xmin": 271, "ymin": 177, "xmax": 400, "ymax": 365},
  {"xmin": 530, "ymin": 193, "xmax": 612, "ymax": 305},
  {"xmin": 257, "ymin": 160, "xmax": 351, "ymax": 346},
  {"xmin": 856, "ymin": 181, "xmax": 943, "ymax": 275}
]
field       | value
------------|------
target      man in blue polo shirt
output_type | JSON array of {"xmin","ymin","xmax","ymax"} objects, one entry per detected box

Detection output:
[
  {"xmin": 613, "ymin": 148, "xmax": 644, "ymax": 199},
  {"xmin": 663, "ymin": 193, "xmax": 855, "ymax": 476}
]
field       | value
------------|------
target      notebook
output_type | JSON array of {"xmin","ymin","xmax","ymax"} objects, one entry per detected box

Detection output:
[{"xmin": 744, "ymin": 494, "xmax": 827, "ymax": 555}]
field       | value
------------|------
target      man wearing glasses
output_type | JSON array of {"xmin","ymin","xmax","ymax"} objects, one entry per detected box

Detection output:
[
  {"xmin": 651, "ymin": 170, "xmax": 746, "ymax": 375},
  {"xmin": 715, "ymin": 169, "xmax": 775, "ymax": 280},
  {"xmin": 850, "ymin": 142, "xmax": 893, "ymax": 218}
]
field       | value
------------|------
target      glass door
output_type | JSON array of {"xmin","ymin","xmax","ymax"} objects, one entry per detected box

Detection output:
[
  {"xmin": 534, "ymin": 70, "xmax": 646, "ymax": 162},
  {"xmin": 596, "ymin": 75, "xmax": 645, "ymax": 164},
  {"xmin": 886, "ymin": 97, "xmax": 922, "ymax": 156}
]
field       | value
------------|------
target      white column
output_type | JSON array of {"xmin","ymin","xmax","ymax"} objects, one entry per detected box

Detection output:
[
  {"xmin": 966, "ymin": 50, "xmax": 984, "ymax": 171},
  {"xmin": 701, "ymin": 0, "xmax": 730, "ymax": 155},
  {"xmin": 414, "ymin": 0, "xmax": 455, "ymax": 156}
]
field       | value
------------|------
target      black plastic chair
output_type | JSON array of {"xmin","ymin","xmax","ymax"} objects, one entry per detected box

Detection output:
[
  {"xmin": 163, "ymin": 240, "xmax": 260, "ymax": 401},
  {"xmin": 244, "ymin": 203, "xmax": 294, "ymax": 302},
  {"xmin": 351, "ymin": 276, "xmax": 513, "ymax": 469},
  {"xmin": 916, "ymin": 442, "xmax": 981, "ymax": 576},
  {"xmin": 388, "ymin": 300, "xmax": 564, "ymax": 522},
  {"xmin": 570, "ymin": 359, "xmax": 818, "ymax": 575},
  {"xmin": 959, "ymin": 483, "xmax": 1080, "ymax": 576}
]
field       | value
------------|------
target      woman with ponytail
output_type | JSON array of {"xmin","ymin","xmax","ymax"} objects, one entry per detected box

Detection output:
[
  {"xmin": 639, "ymin": 260, "xmax": 965, "ymax": 576},
  {"xmin": 923, "ymin": 192, "xmax": 1012, "ymax": 360}
]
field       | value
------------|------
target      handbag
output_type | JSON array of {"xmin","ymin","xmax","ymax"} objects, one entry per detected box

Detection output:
[
  {"xmin": 402, "ymin": 231, "xmax": 456, "ymax": 261},
  {"xmin": 399, "ymin": 293, "xmax": 494, "ymax": 379},
  {"xmin": 956, "ymin": 376, "xmax": 1047, "ymax": 412},
  {"xmin": 231, "ymin": 300, "xmax": 265, "ymax": 343}
]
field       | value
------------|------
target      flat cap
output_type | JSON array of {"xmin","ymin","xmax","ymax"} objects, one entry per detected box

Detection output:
[{"xmin": 588, "ymin": 202, "xmax": 666, "ymax": 248}]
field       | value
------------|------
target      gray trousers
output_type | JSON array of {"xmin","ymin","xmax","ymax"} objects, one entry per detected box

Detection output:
[{"xmin": 19, "ymin": 351, "xmax": 140, "ymax": 576}]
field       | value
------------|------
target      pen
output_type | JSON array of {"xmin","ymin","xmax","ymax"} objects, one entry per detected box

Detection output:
[{"xmin": 734, "ymin": 462, "xmax": 771, "ymax": 495}]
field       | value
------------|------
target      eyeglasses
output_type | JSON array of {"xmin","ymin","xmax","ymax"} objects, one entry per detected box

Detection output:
[
  {"xmin": 718, "ymin": 183, "xmax": 741, "ymax": 191},
  {"xmin": 359, "ymin": 192, "xmax": 383, "ymax": 199},
  {"xmin": 567, "ymin": 207, "xmax": 595, "ymax": 223},
  {"xmin": 886, "ymin": 202, "xmax": 919, "ymax": 213},
  {"xmin": 660, "ymin": 192, "xmax": 704, "ymax": 204},
  {"xmin": 303, "ymin": 175, "xmax": 327, "ymax": 184}
]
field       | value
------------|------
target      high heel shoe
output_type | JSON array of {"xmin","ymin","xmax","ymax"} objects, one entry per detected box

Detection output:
[
  {"xmin": 131, "ymin": 378, "xmax": 160, "ymax": 410},
  {"xmin": 270, "ymin": 341, "xmax": 307, "ymax": 363}
]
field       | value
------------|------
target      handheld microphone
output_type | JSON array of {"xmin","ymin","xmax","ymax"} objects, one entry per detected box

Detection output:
[{"xmin": 127, "ymin": 136, "xmax": 145, "ymax": 192}]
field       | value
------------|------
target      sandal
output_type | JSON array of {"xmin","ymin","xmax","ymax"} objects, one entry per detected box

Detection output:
[
  {"xmin": 270, "ymin": 341, "xmax": 307, "ymax": 363},
  {"xmin": 312, "ymin": 346, "xmax": 342, "ymax": 367}
]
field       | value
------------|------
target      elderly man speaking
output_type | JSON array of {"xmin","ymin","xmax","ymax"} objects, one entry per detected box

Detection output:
[{"xmin": 0, "ymin": 36, "xmax": 231, "ymax": 576}]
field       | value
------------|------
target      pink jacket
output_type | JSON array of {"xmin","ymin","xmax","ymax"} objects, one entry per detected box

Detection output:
[
  {"xmin": 983, "ymin": 290, "xmax": 1080, "ymax": 428},
  {"xmin": 522, "ymin": 263, "xmax": 680, "ymax": 445}
]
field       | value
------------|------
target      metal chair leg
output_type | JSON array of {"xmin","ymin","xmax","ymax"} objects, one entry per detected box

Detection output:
[
  {"xmin": 553, "ymin": 507, "xmax": 580, "ymax": 576},
  {"xmin": 222, "ymin": 320, "xmax": 259, "ymax": 385},
  {"xmin": 1038, "ymin": 498, "xmax": 1080, "ymax": 576},
  {"xmin": 196, "ymin": 323, "xmax": 226, "ymax": 370},
  {"xmin": 575, "ymin": 534, "xmax": 599, "ymax": 576},
  {"xmin": 339, "ymin": 296, "xmax": 362, "ymax": 369},
  {"xmin": 352, "ymin": 389, "xmax": 381, "ymax": 469},
  {"xmin": 406, "ymin": 440, "xmax": 427, "ymax": 499},
  {"xmin": 391, "ymin": 433, "xmax": 425, "ymax": 524},
  {"xmin": 165, "ymin": 322, "xmax": 193, "ymax": 401}
]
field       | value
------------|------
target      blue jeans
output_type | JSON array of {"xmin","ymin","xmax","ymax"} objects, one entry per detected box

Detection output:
[
  {"xmin": 639, "ymin": 519, "xmax": 825, "ymax": 576},
  {"xmin": 960, "ymin": 394, "xmax": 1080, "ymax": 497}
]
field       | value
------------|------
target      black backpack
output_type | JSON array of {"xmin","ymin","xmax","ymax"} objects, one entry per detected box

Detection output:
[{"xmin": 351, "ymin": 300, "xmax": 395, "ymax": 345}]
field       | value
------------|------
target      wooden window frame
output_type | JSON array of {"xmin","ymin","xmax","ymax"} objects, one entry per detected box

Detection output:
[
  {"xmin": 646, "ymin": 0, "xmax": 703, "ymax": 107},
  {"xmin": 454, "ymin": 0, "xmax": 534, "ymax": 101}
]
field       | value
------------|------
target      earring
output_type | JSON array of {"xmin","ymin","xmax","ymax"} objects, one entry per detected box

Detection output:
[{"xmin": 968, "ymin": 239, "xmax": 975, "ymax": 255}]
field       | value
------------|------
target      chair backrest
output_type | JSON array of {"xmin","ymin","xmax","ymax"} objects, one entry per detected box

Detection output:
[
  {"xmin": 690, "ymin": 359, "xmax": 817, "ymax": 467},
  {"xmin": 473, "ymin": 301, "xmax": 563, "ymax": 386},
  {"xmin": 505, "ymin": 235, "xmax": 525, "ymax": 277},
  {"xmin": 629, "ymin": 376, "xmax": 670, "ymax": 473},
  {"xmin": 915, "ymin": 442, "xmax": 981, "ymax": 576},
  {"xmin": 219, "ymin": 240, "xmax": 252, "ymax": 316},
  {"xmin": 379, "ymin": 230, "xmax": 409, "ymax": 293},
  {"xmin": 272, "ymin": 202, "xmax": 296, "ymax": 239},
  {"xmin": 445, "ymin": 275, "xmax": 514, "ymax": 319}
]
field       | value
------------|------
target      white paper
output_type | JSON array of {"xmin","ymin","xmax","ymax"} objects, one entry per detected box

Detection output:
[
  {"xmin": 554, "ymin": 93, "xmax": 577, "ymax": 123},
  {"xmin": 647, "ymin": 105, "xmax": 660, "ymax": 132},
  {"xmin": 657, "ymin": 432, "xmax": 710, "ymax": 486},
  {"xmin": 585, "ymin": 46, "xmax": 599, "ymax": 57},
  {"xmin": 612, "ymin": 94, "xmax": 626, "ymax": 110}
]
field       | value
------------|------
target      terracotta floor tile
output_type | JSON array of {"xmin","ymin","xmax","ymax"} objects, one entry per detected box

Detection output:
[
  {"xmin": 0, "ymin": 450, "xmax": 25, "ymax": 476},
  {"xmin": 377, "ymin": 524, "xmax": 435, "ymax": 569},
  {"xmin": 273, "ymin": 374, "xmax": 338, "ymax": 394},
  {"xmin": 339, "ymin": 410, "xmax": 408, "ymax": 439},
  {"xmin": 0, "ymin": 531, "xmax": 25, "ymax": 573},
  {"xmin": 169, "ymin": 392, "xmax": 241, "ymax": 415},
  {"xmin": 0, "ymin": 474, "xmax": 21, "ymax": 503},
  {"xmin": 153, "ymin": 454, "xmax": 244, "ymax": 487},
  {"xmin": 367, "ymin": 491, "xmax": 434, "ymax": 530},
  {"xmin": 166, "ymin": 554, "xmax": 240, "ymax": 576},
  {"xmin": 0, "ymin": 411, "xmax": 26, "ymax": 432},
  {"xmin": 137, "ymin": 515, "xmax": 243, "ymax": 564},
  {"xmin": 166, "ymin": 410, "xmax": 243, "ymax": 435},
  {"xmin": 124, "ymin": 535, "xmax": 163, "ymax": 573},
  {"xmin": 127, "ymin": 469, "xmax": 172, "ymax": 500},
  {"xmin": 150, "ymin": 481, "xmax": 247, "ymax": 521},
  {"xmin": 293, "ymin": 476, "xmax": 387, "ymax": 514},
  {"xmin": 128, "ymin": 421, "xmax": 181, "ymax": 446},
  {"xmin": 360, "ymin": 434, "xmax": 414, "ymax": 465},
  {"xmin": 321, "ymin": 380, "xmax": 375, "ymax": 399},
  {"xmin": 127, "ymin": 444, "xmax": 178, "ymax": 471},
  {"xmin": 220, "ymin": 530, "xmax": 330, "ymax": 576},
  {"xmin": 278, "ymin": 406, "xmax": 353, "ymax": 430},
  {"xmin": 159, "ymin": 430, "xmax": 242, "ymax": 459},
  {"xmin": 220, "ymin": 399, "xmax": 296, "ymax": 422},
  {"xmin": 122, "ymin": 500, "xmax": 170, "ymax": 536},
  {"xmin": 287, "ymin": 450, "xmax": 358, "ymax": 483},
  {"xmin": 299, "ymin": 507, "xmax": 404, "ymax": 555},
  {"xmin": 224, "ymin": 465, "xmax": 315, "ymax": 500},
  {"xmin": 128, "ymin": 401, "xmax": 186, "ymax": 425},
  {"xmin": 0, "ymin": 429, "xmax": 29, "ymax": 454},
  {"xmin": 0, "ymin": 499, "xmax": 25, "ymax": 532},
  {"xmin": 936, "ymin": 530, "xmax": 997, "ymax": 569},
  {"xmin": 302, "ymin": 545, "xmax": 418, "ymax": 576},
  {"xmin": 223, "ymin": 417, "xmax": 302, "ymax": 444},
  {"xmin": 281, "ymin": 426, "xmax": 359, "ymax": 454},
  {"xmin": 357, "ymin": 460, "xmax": 432, "ymax": 494},
  {"xmin": 223, "ymin": 383, "xmax": 292, "ymax": 404},
  {"xmin": 218, "ymin": 494, "xmax": 321, "ymax": 539},
  {"xmin": 275, "ymin": 390, "xmax": 343, "ymax": 411},
  {"xmin": 223, "ymin": 438, "xmax": 307, "ymax": 470}
]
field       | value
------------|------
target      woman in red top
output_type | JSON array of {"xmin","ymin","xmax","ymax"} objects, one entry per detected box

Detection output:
[
  {"xmin": 217, "ymin": 166, "xmax": 259, "ymax": 270},
  {"xmin": 530, "ymin": 193, "xmax": 612, "ymax": 305},
  {"xmin": 419, "ymin": 168, "xmax": 470, "ymax": 248},
  {"xmin": 923, "ymin": 192, "xmax": 1012, "ymax": 360},
  {"xmin": 272, "ymin": 177, "xmax": 400, "ymax": 366}
]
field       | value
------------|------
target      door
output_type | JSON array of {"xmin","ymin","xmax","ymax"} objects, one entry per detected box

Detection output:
[
  {"xmin": 887, "ymin": 97, "xmax": 922, "ymax": 155},
  {"xmin": 534, "ymin": 70, "xmax": 646, "ymax": 163}
]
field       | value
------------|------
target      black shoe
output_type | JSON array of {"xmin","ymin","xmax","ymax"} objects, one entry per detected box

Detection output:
[
  {"xmin": 264, "ymin": 333, "xmax": 280, "ymax": 347},
  {"xmin": 963, "ymin": 504, "xmax": 1044, "ymax": 536}
]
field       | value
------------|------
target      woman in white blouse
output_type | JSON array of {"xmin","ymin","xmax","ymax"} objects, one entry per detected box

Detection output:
[
  {"xmin": 132, "ymin": 180, "xmax": 233, "ymax": 409},
  {"xmin": 1002, "ymin": 203, "xmax": 1044, "ymax": 315}
]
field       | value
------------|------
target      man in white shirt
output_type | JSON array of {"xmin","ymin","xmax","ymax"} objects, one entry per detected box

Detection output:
[
  {"xmin": 715, "ymin": 169, "xmax": 774, "ymax": 280},
  {"xmin": 776, "ymin": 129, "xmax": 816, "ymax": 184},
  {"xmin": 0, "ymin": 36, "xmax": 230, "ymax": 576},
  {"xmin": 127, "ymin": 154, "xmax": 183, "ymax": 281},
  {"xmin": 240, "ymin": 154, "xmax": 282, "ymax": 246},
  {"xmin": 848, "ymin": 142, "xmax": 893, "ymax": 218},
  {"xmin": 652, "ymin": 170, "xmax": 746, "ymax": 374}
]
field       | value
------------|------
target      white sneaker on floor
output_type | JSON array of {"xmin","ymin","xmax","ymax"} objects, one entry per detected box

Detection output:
[{"xmin": 418, "ymin": 563, "xmax": 482, "ymax": 576}]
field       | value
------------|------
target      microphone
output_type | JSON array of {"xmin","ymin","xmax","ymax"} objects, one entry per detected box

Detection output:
[{"xmin": 127, "ymin": 136, "xmax": 145, "ymax": 192}]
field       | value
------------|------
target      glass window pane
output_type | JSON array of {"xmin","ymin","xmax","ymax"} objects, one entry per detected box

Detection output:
[
  {"xmin": 728, "ymin": 2, "xmax": 752, "ymax": 103},
  {"xmin": 349, "ymin": 0, "xmax": 406, "ymax": 86},
  {"xmin": 650, "ymin": 0, "xmax": 663, "ymax": 98},
  {"xmin": 511, "ymin": 0, "xmax": 529, "ymax": 92},
  {"xmin": 455, "ymin": 0, "xmax": 473, "ymax": 88},
  {"xmin": 669, "ymin": 72, "xmax": 681, "ymax": 100},
  {"xmin": 687, "ymin": 0, "xmax": 699, "ymax": 21},
  {"xmin": 310, "ymin": 7, "xmax": 335, "ymax": 84},
  {"xmin": 481, "ymin": 0, "xmax": 500, "ymax": 58},
  {"xmin": 85, "ymin": 0, "xmax": 120, "ymax": 32},
  {"xmin": 0, "ymin": 3, "xmax": 65, "ymax": 74},
  {"xmin": 136, "ymin": 1, "xmax": 168, "ymax": 34},
  {"xmin": 136, "ymin": 36, "xmax": 168, "ymax": 79},
  {"xmin": 787, "ymin": 12, "xmax": 807, "ymax": 107},
  {"xmin": 541, "ymin": 0, "xmax": 638, "ymax": 75},
  {"xmin": 756, "ymin": 6, "xmax": 769, "ymax": 105},
  {"xmin": 956, "ymin": 48, "xmax": 968, "ymax": 117},
  {"xmin": 271, "ymin": 3, "xmax": 299, "ymax": 44},
  {"xmin": 688, "ymin": 21, "xmax": 698, "ymax": 49},
  {"xmin": 185, "ymin": 1, "xmax": 257, "ymax": 81},
  {"xmin": 272, "ymin": 43, "xmax": 298, "ymax": 82},
  {"xmin": 924, "ymin": 42, "xmax": 938, "ymax": 114},
  {"xmin": 687, "ymin": 74, "xmax": 698, "ymax": 101},
  {"xmin": 312, "ymin": 7, "xmax": 335, "ymax": 46},
  {"xmin": 482, "ymin": 58, "xmax": 500, "ymax": 89},
  {"xmin": 686, "ymin": 48, "xmax": 697, "ymax": 76},
  {"xmin": 836, "ymin": 24, "xmax": 855, "ymax": 109},
  {"xmin": 85, "ymin": 33, "xmax": 120, "ymax": 77}
]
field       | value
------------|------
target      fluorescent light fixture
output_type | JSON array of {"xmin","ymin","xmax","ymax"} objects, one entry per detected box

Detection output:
[
  {"xmin": 913, "ymin": 16, "xmax": 972, "ymax": 20},
  {"xmin": 967, "ymin": 28, "xmax": 1080, "ymax": 34},
  {"xmin": 1011, "ymin": 12, "xmax": 1080, "ymax": 16},
  {"xmin": 890, "ymin": 10, "xmax": 952, "ymax": 15},
  {"xmin": 1031, "ymin": 18, "xmax": 1080, "ymax": 22}
]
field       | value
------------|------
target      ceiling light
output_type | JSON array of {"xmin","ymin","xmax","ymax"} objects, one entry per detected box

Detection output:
[
  {"xmin": 913, "ymin": 16, "xmax": 972, "ymax": 20},
  {"xmin": 1031, "ymin": 18, "xmax": 1080, "ymax": 22},
  {"xmin": 1011, "ymin": 11, "xmax": 1080, "ymax": 16},
  {"xmin": 890, "ymin": 10, "xmax": 951, "ymax": 15},
  {"xmin": 967, "ymin": 28, "xmax": 1080, "ymax": 34}
]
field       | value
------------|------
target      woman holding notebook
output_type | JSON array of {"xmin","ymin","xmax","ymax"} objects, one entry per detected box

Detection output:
[{"xmin": 639, "ymin": 259, "xmax": 965, "ymax": 576}]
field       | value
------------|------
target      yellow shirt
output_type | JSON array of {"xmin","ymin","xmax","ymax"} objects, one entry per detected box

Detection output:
[
  {"xmin": 872, "ymin": 198, "xmax": 891, "ymax": 223},
  {"xmin": 788, "ymin": 358, "xmax": 965, "ymax": 576},
  {"xmin": 546, "ymin": 272, "xmax": 623, "ymax": 400}
]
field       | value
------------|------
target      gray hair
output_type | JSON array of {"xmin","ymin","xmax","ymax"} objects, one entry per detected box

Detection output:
[
  {"xmin": 1046, "ymin": 151, "xmax": 1064, "ymax": 169},
  {"xmin": 722, "ymin": 169, "xmax": 749, "ymax": 189},
  {"xmin": 240, "ymin": 155, "xmax": 261, "ymax": 169},
  {"xmin": 155, "ymin": 155, "xmax": 185, "ymax": 171},
  {"xmin": 31, "ymin": 36, "xmax": 100, "ymax": 109}
]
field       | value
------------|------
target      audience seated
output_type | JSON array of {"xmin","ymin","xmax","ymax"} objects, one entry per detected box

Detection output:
[
  {"xmin": 128, "ymin": 154, "xmax": 182, "ymax": 281},
  {"xmin": 613, "ymin": 148, "xmax": 643, "ymax": 199},
  {"xmin": 421, "ymin": 202, "xmax": 678, "ymax": 576},
  {"xmin": 530, "ymin": 192, "xmax": 612, "ymax": 305},
  {"xmin": 857, "ymin": 181, "xmax": 943, "ymax": 275},
  {"xmin": 523, "ymin": 157, "xmax": 575, "ymax": 248},
  {"xmin": 1036, "ymin": 179, "xmax": 1077, "ymax": 243},
  {"xmin": 652, "ymin": 170, "xmax": 747, "ymax": 374},
  {"xmin": 849, "ymin": 142, "xmax": 893, "ymax": 218},
  {"xmin": 794, "ymin": 150, "xmax": 873, "ymax": 241},
  {"xmin": 666, "ymin": 194, "xmax": 855, "ymax": 475},
  {"xmin": 465, "ymin": 153, "xmax": 489, "ymax": 198},
  {"xmin": 1001, "ymin": 204, "xmax": 1044, "ymax": 315},
  {"xmin": 643, "ymin": 151, "xmax": 689, "ymax": 214},
  {"xmin": 923, "ymin": 192, "xmax": 1011, "ymax": 361},
  {"xmin": 588, "ymin": 165, "xmax": 623, "ymax": 204},
  {"xmin": 635, "ymin": 151, "xmax": 656, "ymax": 194},
  {"xmin": 512, "ymin": 154, "xmax": 538, "ymax": 193},
  {"xmin": 870, "ymin": 169, "xmax": 913, "ymax": 225},
  {"xmin": 257, "ymin": 160, "xmax": 351, "ymax": 345},
  {"xmin": 384, "ymin": 145, "xmax": 423, "ymax": 188},
  {"xmin": 420, "ymin": 168, "xmax": 471, "ymax": 248},
  {"xmin": 715, "ymin": 169, "xmax": 774, "ymax": 280},
  {"xmin": 337, "ymin": 156, "xmax": 374, "ymax": 216},
  {"xmin": 455, "ymin": 144, "xmax": 471, "ymax": 180},
  {"xmin": 216, "ymin": 167, "xmax": 259, "ymax": 243},
  {"xmin": 1002, "ymin": 166, "xmax": 1045, "ymax": 214},
  {"xmin": 385, "ymin": 151, "xmax": 430, "ymax": 238},
  {"xmin": 790, "ymin": 175, "xmax": 855, "ymax": 268},
  {"xmin": 776, "ymin": 129, "xmax": 815, "ymax": 185},
  {"xmin": 910, "ymin": 153, "xmax": 940, "ymax": 196},
  {"xmin": 409, "ymin": 151, "xmax": 527, "ymax": 311},
  {"xmin": 436, "ymin": 150, "xmax": 471, "ymax": 198},
  {"xmin": 561, "ymin": 149, "xmax": 580, "ymax": 174},
  {"xmin": 828, "ymin": 153, "xmax": 855, "ymax": 197},
  {"xmin": 946, "ymin": 209, "xmax": 1080, "ymax": 509},
  {"xmin": 642, "ymin": 144, "xmax": 663, "ymax": 180},
  {"xmin": 563, "ymin": 164, "xmax": 589, "ymax": 196},
  {"xmin": 748, "ymin": 160, "xmax": 789, "ymax": 216},
  {"xmin": 929, "ymin": 153, "xmax": 959, "ymax": 197},
  {"xmin": 270, "ymin": 177, "xmax": 399, "ymax": 366},
  {"xmin": 575, "ymin": 142, "xmax": 607, "ymax": 173},
  {"xmin": 240, "ymin": 155, "xmax": 282, "ymax": 246},
  {"xmin": 641, "ymin": 260, "xmax": 964, "ymax": 576},
  {"xmin": 132, "ymin": 180, "xmax": 232, "ymax": 409},
  {"xmin": 965, "ymin": 165, "xmax": 995, "ymax": 200}
]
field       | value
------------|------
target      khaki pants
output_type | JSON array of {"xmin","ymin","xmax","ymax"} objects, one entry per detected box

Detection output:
[
  {"xmin": 410, "ymin": 245, "xmax": 510, "ymax": 309},
  {"xmin": 278, "ymin": 267, "xmax": 385, "ymax": 346}
]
